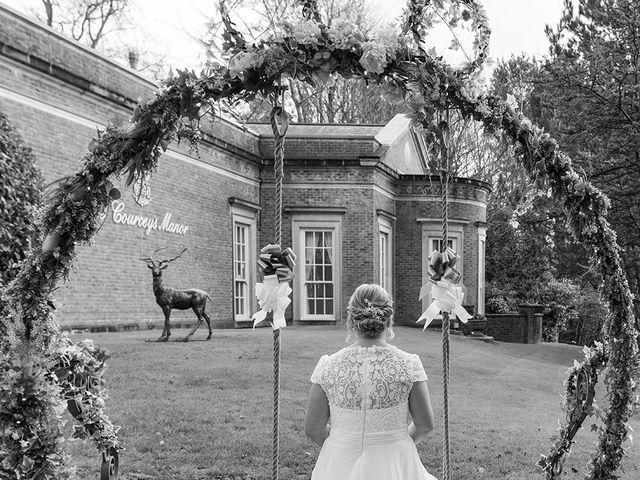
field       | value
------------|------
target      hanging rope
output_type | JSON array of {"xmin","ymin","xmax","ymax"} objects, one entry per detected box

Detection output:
[
  {"xmin": 269, "ymin": 103, "xmax": 289, "ymax": 480},
  {"xmin": 440, "ymin": 171, "xmax": 451, "ymax": 480},
  {"xmin": 439, "ymin": 109, "xmax": 452, "ymax": 480},
  {"xmin": 417, "ymin": 109, "xmax": 463, "ymax": 480}
]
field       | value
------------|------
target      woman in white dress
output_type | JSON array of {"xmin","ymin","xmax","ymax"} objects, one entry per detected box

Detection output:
[{"xmin": 304, "ymin": 284, "xmax": 437, "ymax": 480}]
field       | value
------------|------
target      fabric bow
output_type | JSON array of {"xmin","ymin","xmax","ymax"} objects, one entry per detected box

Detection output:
[
  {"xmin": 427, "ymin": 247, "xmax": 461, "ymax": 283},
  {"xmin": 417, "ymin": 247, "xmax": 472, "ymax": 330},
  {"xmin": 252, "ymin": 244, "xmax": 296, "ymax": 330}
]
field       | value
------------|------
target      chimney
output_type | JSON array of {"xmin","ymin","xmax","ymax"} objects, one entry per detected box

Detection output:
[{"xmin": 128, "ymin": 50, "xmax": 140, "ymax": 70}]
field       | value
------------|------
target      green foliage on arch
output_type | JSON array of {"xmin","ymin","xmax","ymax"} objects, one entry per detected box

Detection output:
[{"xmin": 0, "ymin": 1, "xmax": 637, "ymax": 478}]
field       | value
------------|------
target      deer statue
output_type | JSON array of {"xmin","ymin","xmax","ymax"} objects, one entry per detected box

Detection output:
[{"xmin": 141, "ymin": 247, "xmax": 213, "ymax": 342}]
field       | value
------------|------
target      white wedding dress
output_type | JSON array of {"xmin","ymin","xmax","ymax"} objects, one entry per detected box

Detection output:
[{"xmin": 310, "ymin": 344, "xmax": 437, "ymax": 480}]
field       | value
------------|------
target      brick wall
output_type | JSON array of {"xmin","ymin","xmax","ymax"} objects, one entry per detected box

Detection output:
[
  {"xmin": 261, "ymin": 161, "xmax": 381, "ymax": 323},
  {"xmin": 485, "ymin": 304, "xmax": 543, "ymax": 343},
  {"xmin": 394, "ymin": 177, "xmax": 489, "ymax": 325},
  {"xmin": 0, "ymin": 5, "xmax": 262, "ymax": 331}
]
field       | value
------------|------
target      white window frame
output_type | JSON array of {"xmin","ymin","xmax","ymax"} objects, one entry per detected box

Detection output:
[
  {"xmin": 378, "ymin": 215, "xmax": 393, "ymax": 294},
  {"xmin": 292, "ymin": 214, "xmax": 342, "ymax": 322},
  {"xmin": 419, "ymin": 219, "xmax": 467, "ymax": 318},
  {"xmin": 477, "ymin": 225, "xmax": 487, "ymax": 315},
  {"xmin": 231, "ymin": 204, "xmax": 258, "ymax": 322}
]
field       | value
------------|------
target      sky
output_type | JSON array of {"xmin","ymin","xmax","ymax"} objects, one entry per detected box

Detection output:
[{"xmin": 1, "ymin": 0, "xmax": 565, "ymax": 72}]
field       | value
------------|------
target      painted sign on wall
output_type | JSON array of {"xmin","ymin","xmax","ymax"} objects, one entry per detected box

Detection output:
[{"xmin": 110, "ymin": 201, "xmax": 189, "ymax": 235}]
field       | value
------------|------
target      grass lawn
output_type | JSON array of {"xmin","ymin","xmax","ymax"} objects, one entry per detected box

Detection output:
[{"xmin": 64, "ymin": 326, "xmax": 639, "ymax": 480}]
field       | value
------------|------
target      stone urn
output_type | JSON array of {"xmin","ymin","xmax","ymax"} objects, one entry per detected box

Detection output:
[{"xmin": 466, "ymin": 314, "xmax": 487, "ymax": 333}]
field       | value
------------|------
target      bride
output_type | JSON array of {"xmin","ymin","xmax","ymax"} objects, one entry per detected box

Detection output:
[{"xmin": 304, "ymin": 283, "xmax": 437, "ymax": 480}]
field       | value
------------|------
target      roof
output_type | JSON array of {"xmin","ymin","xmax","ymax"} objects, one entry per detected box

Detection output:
[{"xmin": 247, "ymin": 122, "xmax": 384, "ymax": 139}]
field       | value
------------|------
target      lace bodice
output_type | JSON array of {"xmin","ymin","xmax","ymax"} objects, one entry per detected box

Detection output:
[{"xmin": 311, "ymin": 344, "xmax": 427, "ymax": 434}]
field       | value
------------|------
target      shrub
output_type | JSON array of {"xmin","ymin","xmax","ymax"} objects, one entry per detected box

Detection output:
[
  {"xmin": 531, "ymin": 275, "xmax": 606, "ymax": 345},
  {"xmin": 485, "ymin": 275, "xmax": 607, "ymax": 345},
  {"xmin": 485, "ymin": 281, "xmax": 517, "ymax": 313},
  {"xmin": 0, "ymin": 112, "xmax": 43, "ymax": 288},
  {"xmin": 558, "ymin": 285, "xmax": 607, "ymax": 346}
]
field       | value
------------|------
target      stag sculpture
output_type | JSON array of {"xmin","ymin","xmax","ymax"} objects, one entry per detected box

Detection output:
[{"xmin": 141, "ymin": 247, "xmax": 213, "ymax": 342}]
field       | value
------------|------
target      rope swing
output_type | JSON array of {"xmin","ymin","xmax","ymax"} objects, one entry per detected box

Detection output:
[
  {"xmin": 269, "ymin": 104, "xmax": 288, "ymax": 480},
  {"xmin": 440, "ymin": 155, "xmax": 452, "ymax": 480},
  {"xmin": 416, "ymin": 108, "xmax": 472, "ymax": 480},
  {"xmin": 251, "ymin": 94, "xmax": 292, "ymax": 480}
]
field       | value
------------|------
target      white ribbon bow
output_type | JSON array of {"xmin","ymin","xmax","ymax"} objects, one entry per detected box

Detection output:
[
  {"xmin": 252, "ymin": 275, "xmax": 291, "ymax": 330},
  {"xmin": 417, "ymin": 280, "xmax": 472, "ymax": 330}
]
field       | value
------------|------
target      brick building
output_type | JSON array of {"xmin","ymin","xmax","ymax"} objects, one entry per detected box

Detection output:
[{"xmin": 0, "ymin": 5, "xmax": 489, "ymax": 330}]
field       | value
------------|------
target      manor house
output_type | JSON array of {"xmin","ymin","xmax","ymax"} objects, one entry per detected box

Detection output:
[{"xmin": 0, "ymin": 5, "xmax": 489, "ymax": 330}]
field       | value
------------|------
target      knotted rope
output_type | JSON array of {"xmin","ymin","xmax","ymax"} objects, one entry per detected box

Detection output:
[{"xmin": 269, "ymin": 104, "xmax": 289, "ymax": 480}]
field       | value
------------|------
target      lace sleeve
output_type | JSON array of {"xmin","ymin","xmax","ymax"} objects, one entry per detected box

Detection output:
[
  {"xmin": 410, "ymin": 354, "xmax": 428, "ymax": 382},
  {"xmin": 310, "ymin": 355, "xmax": 329, "ymax": 384}
]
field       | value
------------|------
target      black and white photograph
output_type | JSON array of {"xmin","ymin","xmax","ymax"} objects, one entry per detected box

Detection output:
[{"xmin": 0, "ymin": 1, "xmax": 638, "ymax": 479}]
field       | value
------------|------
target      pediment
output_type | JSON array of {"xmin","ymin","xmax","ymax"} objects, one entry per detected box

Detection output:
[{"xmin": 375, "ymin": 114, "xmax": 429, "ymax": 175}]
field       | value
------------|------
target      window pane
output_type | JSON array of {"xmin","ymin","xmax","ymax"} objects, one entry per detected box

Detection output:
[
  {"xmin": 325, "ymin": 266, "xmax": 332, "ymax": 281},
  {"xmin": 315, "ymin": 299, "xmax": 325, "ymax": 315},
  {"xmin": 325, "ymin": 299, "xmax": 333, "ymax": 315},
  {"xmin": 379, "ymin": 231, "xmax": 388, "ymax": 289},
  {"xmin": 326, "ymin": 245, "xmax": 333, "ymax": 264},
  {"xmin": 235, "ymin": 281, "xmax": 245, "ymax": 315},
  {"xmin": 324, "ymin": 231, "xmax": 332, "ymax": 247}
]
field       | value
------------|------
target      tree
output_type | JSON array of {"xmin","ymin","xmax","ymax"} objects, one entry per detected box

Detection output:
[
  {"xmin": 540, "ymin": 0, "xmax": 640, "ymax": 318},
  {"xmin": 483, "ymin": 54, "xmax": 610, "ymax": 345},
  {"xmin": 36, "ymin": 0, "xmax": 130, "ymax": 49},
  {"xmin": 485, "ymin": 0, "xmax": 640, "ymax": 344},
  {"xmin": 33, "ymin": 0, "xmax": 173, "ymax": 82},
  {"xmin": 0, "ymin": 112, "xmax": 43, "ymax": 289},
  {"xmin": 204, "ymin": 0, "xmax": 412, "ymax": 123}
]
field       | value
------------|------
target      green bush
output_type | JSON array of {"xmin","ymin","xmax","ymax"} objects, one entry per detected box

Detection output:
[
  {"xmin": 531, "ymin": 275, "xmax": 606, "ymax": 345},
  {"xmin": 0, "ymin": 112, "xmax": 43, "ymax": 288},
  {"xmin": 485, "ymin": 281, "xmax": 517, "ymax": 313},
  {"xmin": 485, "ymin": 275, "xmax": 606, "ymax": 345},
  {"xmin": 558, "ymin": 285, "xmax": 607, "ymax": 346}
]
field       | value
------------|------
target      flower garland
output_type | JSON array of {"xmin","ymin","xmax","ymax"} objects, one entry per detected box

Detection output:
[
  {"xmin": 1, "ymin": 0, "xmax": 637, "ymax": 477},
  {"xmin": 537, "ymin": 343, "xmax": 606, "ymax": 478}
]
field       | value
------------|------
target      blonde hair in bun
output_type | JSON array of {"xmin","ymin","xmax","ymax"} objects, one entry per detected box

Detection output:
[{"xmin": 346, "ymin": 284, "xmax": 394, "ymax": 339}]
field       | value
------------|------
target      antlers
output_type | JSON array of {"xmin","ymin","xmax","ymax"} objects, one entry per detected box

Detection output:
[{"xmin": 141, "ymin": 247, "xmax": 187, "ymax": 267}]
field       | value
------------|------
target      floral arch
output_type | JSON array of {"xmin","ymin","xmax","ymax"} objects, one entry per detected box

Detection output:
[{"xmin": 0, "ymin": 0, "xmax": 637, "ymax": 479}]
